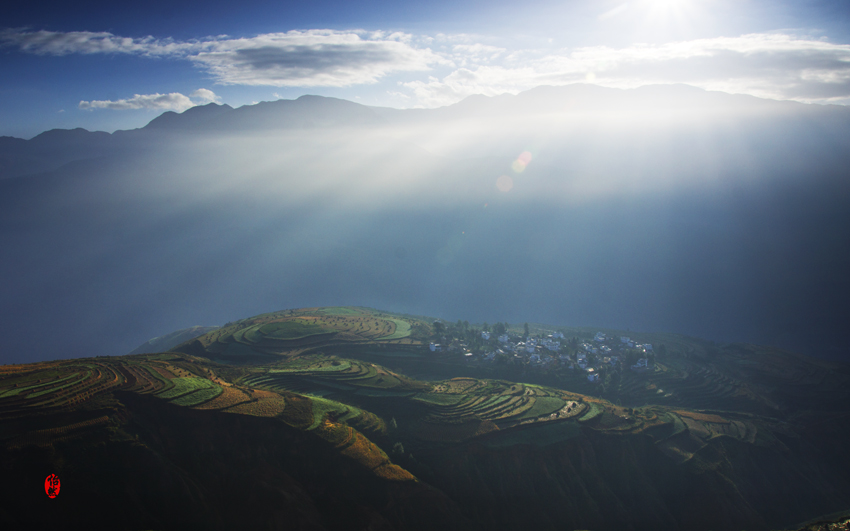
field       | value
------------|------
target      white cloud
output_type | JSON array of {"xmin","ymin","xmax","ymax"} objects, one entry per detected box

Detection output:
[
  {"xmin": 78, "ymin": 88, "xmax": 221, "ymax": 111},
  {"xmin": 5, "ymin": 28, "xmax": 850, "ymax": 106},
  {"xmin": 405, "ymin": 33, "xmax": 850, "ymax": 107},
  {"xmin": 189, "ymin": 88, "xmax": 220, "ymax": 103},
  {"xmin": 2, "ymin": 28, "xmax": 444, "ymax": 87},
  {"xmin": 189, "ymin": 30, "xmax": 445, "ymax": 87},
  {"xmin": 0, "ymin": 28, "xmax": 198, "ymax": 56}
]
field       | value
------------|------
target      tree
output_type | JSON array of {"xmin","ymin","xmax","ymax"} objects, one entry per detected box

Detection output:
[
  {"xmin": 433, "ymin": 321, "xmax": 445, "ymax": 335},
  {"xmin": 483, "ymin": 322, "xmax": 490, "ymax": 332},
  {"xmin": 523, "ymin": 323, "xmax": 530, "ymax": 338},
  {"xmin": 493, "ymin": 322, "xmax": 507, "ymax": 336}
]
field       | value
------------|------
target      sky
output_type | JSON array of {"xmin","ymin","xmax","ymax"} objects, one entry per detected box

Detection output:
[{"xmin": 2, "ymin": 0, "xmax": 850, "ymax": 138}]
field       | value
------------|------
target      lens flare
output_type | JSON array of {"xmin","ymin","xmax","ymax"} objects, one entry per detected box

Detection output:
[
  {"xmin": 512, "ymin": 151, "xmax": 532, "ymax": 173},
  {"xmin": 496, "ymin": 175, "xmax": 514, "ymax": 192}
]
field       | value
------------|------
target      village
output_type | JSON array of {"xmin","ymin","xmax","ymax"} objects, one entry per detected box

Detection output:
[{"xmin": 429, "ymin": 322, "xmax": 655, "ymax": 383}]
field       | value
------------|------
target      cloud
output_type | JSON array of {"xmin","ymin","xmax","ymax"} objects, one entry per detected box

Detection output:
[
  {"xmin": 2, "ymin": 28, "xmax": 443, "ymax": 87},
  {"xmin": 78, "ymin": 89, "xmax": 219, "ymax": 111},
  {"xmin": 5, "ymin": 28, "xmax": 850, "ymax": 106},
  {"xmin": 448, "ymin": 43, "xmax": 505, "ymax": 68},
  {"xmin": 0, "ymin": 28, "xmax": 196, "ymax": 56},
  {"xmin": 405, "ymin": 33, "xmax": 850, "ymax": 107},
  {"xmin": 189, "ymin": 88, "xmax": 220, "ymax": 103},
  {"xmin": 189, "ymin": 30, "xmax": 444, "ymax": 86}
]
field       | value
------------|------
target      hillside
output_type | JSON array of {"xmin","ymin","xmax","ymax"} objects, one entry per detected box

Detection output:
[{"xmin": 3, "ymin": 307, "xmax": 850, "ymax": 530}]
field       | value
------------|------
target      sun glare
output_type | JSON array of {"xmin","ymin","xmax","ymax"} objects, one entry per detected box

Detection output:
[{"xmin": 633, "ymin": 0, "xmax": 703, "ymax": 39}]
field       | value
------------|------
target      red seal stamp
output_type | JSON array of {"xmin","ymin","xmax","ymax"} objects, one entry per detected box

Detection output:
[{"xmin": 44, "ymin": 474, "xmax": 60, "ymax": 498}]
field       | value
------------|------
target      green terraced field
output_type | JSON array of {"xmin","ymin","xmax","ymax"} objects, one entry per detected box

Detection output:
[
  {"xmin": 377, "ymin": 319, "xmax": 412, "ymax": 340},
  {"xmin": 171, "ymin": 386, "xmax": 224, "ymax": 406},
  {"xmin": 413, "ymin": 393, "xmax": 467, "ymax": 405},
  {"xmin": 578, "ymin": 402, "xmax": 603, "ymax": 422},
  {"xmin": 258, "ymin": 320, "xmax": 336, "ymax": 340},
  {"xmin": 155, "ymin": 377, "xmax": 219, "ymax": 400},
  {"xmin": 308, "ymin": 396, "xmax": 364, "ymax": 429},
  {"xmin": 27, "ymin": 371, "xmax": 92, "ymax": 398},
  {"xmin": 0, "ymin": 371, "xmax": 83, "ymax": 397},
  {"xmin": 520, "ymin": 397, "xmax": 566, "ymax": 419},
  {"xmin": 316, "ymin": 307, "xmax": 363, "ymax": 315}
]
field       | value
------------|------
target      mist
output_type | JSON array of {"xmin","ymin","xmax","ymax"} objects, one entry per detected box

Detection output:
[{"xmin": 1, "ymin": 85, "xmax": 849, "ymax": 363}]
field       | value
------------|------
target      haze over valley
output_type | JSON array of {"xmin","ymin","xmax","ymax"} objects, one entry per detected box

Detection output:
[{"xmin": 2, "ymin": 85, "xmax": 849, "ymax": 364}]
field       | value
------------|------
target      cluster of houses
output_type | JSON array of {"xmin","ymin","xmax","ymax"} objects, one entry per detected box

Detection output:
[{"xmin": 429, "ymin": 329, "xmax": 654, "ymax": 383}]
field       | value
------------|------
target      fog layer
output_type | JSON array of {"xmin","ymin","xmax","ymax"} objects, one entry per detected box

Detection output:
[{"xmin": 1, "ymin": 85, "xmax": 849, "ymax": 363}]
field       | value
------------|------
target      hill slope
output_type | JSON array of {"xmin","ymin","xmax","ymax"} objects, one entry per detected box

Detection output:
[{"xmin": 3, "ymin": 307, "xmax": 850, "ymax": 530}]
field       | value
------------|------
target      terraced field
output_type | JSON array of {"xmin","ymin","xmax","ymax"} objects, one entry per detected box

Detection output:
[
  {"xmin": 180, "ymin": 307, "xmax": 427, "ymax": 360},
  {"xmin": 239, "ymin": 357, "xmax": 427, "ymax": 398},
  {"xmin": 224, "ymin": 355, "xmax": 780, "ymax": 454},
  {"xmin": 5, "ymin": 306, "xmax": 848, "ymax": 521},
  {"xmin": 4, "ymin": 307, "xmax": 850, "ymax": 531},
  {"xmin": 608, "ymin": 340, "xmax": 850, "ymax": 418},
  {"xmin": 0, "ymin": 352, "xmax": 413, "ymax": 486}
]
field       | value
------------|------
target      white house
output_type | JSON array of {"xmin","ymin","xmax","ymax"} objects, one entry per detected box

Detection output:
[
  {"xmin": 542, "ymin": 339, "xmax": 561, "ymax": 352},
  {"xmin": 620, "ymin": 336, "xmax": 630, "ymax": 344},
  {"xmin": 594, "ymin": 332, "xmax": 606, "ymax": 342},
  {"xmin": 429, "ymin": 343, "xmax": 442, "ymax": 352},
  {"xmin": 586, "ymin": 368, "xmax": 599, "ymax": 382},
  {"xmin": 481, "ymin": 331, "xmax": 490, "ymax": 340},
  {"xmin": 553, "ymin": 331, "xmax": 565, "ymax": 339},
  {"xmin": 498, "ymin": 334, "xmax": 509, "ymax": 343}
]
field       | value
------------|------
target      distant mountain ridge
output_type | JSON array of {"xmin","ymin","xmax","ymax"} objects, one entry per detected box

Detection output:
[
  {"xmin": 143, "ymin": 102, "xmax": 235, "ymax": 130},
  {"xmin": 3, "ymin": 84, "xmax": 847, "ymax": 181},
  {"xmin": 128, "ymin": 325, "xmax": 220, "ymax": 355},
  {"xmin": 143, "ymin": 94, "xmax": 384, "ymax": 132},
  {"xmin": 0, "ymin": 94, "xmax": 387, "ymax": 179}
]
